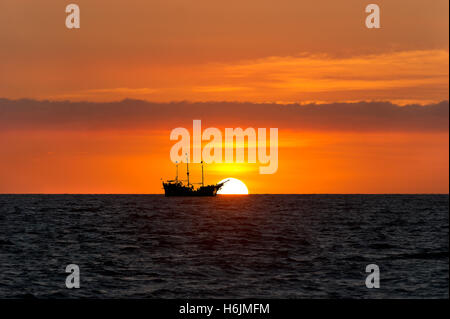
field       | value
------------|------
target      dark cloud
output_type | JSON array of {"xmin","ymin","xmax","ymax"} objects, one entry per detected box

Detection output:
[{"xmin": 0, "ymin": 98, "xmax": 448, "ymax": 133}]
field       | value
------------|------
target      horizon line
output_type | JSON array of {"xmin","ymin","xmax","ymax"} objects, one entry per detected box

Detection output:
[{"xmin": 0, "ymin": 193, "xmax": 448, "ymax": 196}]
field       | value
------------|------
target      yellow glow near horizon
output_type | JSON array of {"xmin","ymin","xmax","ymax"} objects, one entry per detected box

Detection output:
[{"xmin": 217, "ymin": 178, "xmax": 249, "ymax": 195}]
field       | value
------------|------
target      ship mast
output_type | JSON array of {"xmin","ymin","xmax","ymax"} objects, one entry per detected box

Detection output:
[
  {"xmin": 175, "ymin": 161, "xmax": 178, "ymax": 182},
  {"xmin": 186, "ymin": 153, "xmax": 190, "ymax": 186},
  {"xmin": 201, "ymin": 161, "xmax": 204, "ymax": 186}
]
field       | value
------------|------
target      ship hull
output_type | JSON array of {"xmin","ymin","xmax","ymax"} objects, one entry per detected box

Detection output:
[{"xmin": 162, "ymin": 182, "xmax": 225, "ymax": 197}]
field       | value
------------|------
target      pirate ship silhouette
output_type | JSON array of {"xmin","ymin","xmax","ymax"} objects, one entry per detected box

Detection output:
[{"xmin": 162, "ymin": 155, "xmax": 227, "ymax": 196}]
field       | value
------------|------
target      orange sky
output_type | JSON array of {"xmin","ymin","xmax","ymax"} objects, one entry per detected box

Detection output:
[
  {"xmin": 0, "ymin": 0, "xmax": 448, "ymax": 193},
  {"xmin": 1, "ymin": 130, "xmax": 447, "ymax": 194}
]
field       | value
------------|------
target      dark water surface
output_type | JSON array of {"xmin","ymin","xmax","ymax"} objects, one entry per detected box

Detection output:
[{"xmin": 0, "ymin": 195, "xmax": 448, "ymax": 298}]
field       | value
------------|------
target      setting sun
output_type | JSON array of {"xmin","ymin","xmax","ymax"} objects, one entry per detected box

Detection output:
[{"xmin": 217, "ymin": 178, "xmax": 249, "ymax": 195}]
